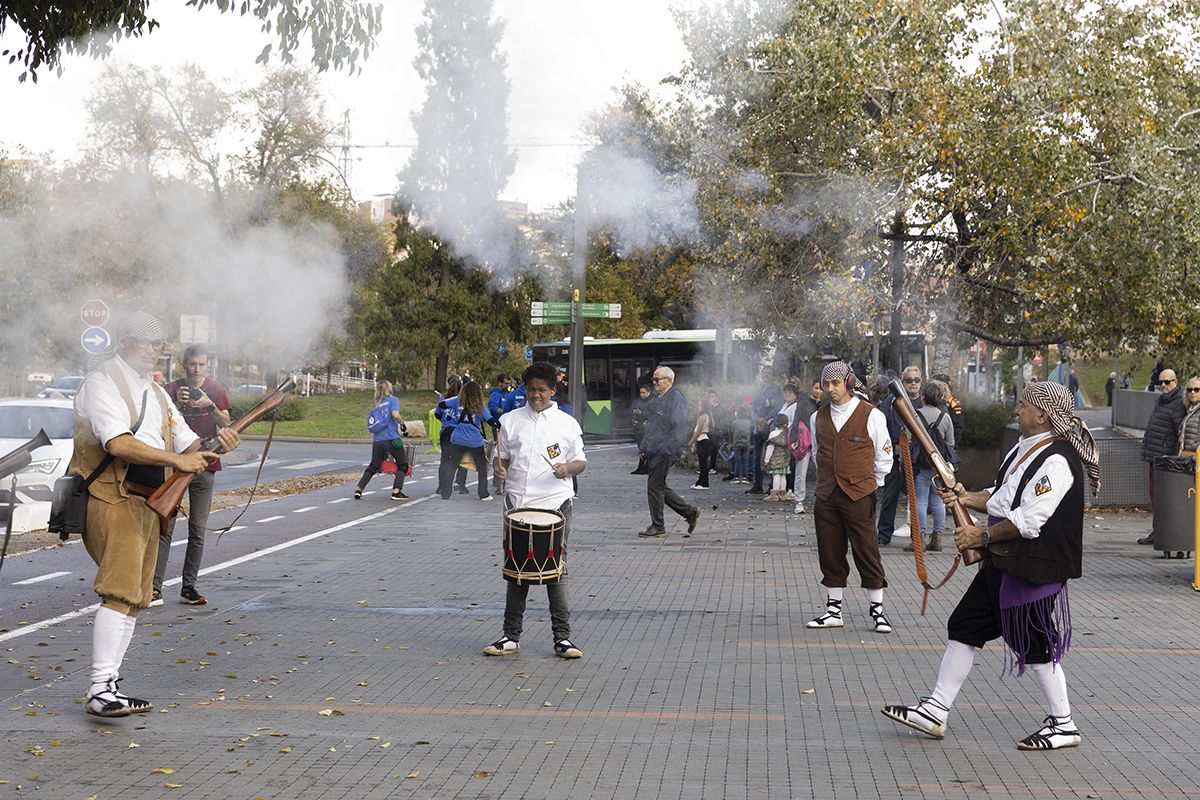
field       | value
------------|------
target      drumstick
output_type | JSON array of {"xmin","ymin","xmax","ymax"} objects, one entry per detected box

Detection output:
[
  {"xmin": 541, "ymin": 454, "xmax": 556, "ymax": 470},
  {"xmin": 496, "ymin": 431, "xmax": 505, "ymax": 495}
]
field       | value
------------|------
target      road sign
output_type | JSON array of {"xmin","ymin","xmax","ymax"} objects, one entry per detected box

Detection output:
[
  {"xmin": 179, "ymin": 314, "xmax": 211, "ymax": 344},
  {"xmin": 530, "ymin": 314, "xmax": 572, "ymax": 326},
  {"xmin": 531, "ymin": 301, "xmax": 572, "ymax": 314},
  {"xmin": 81, "ymin": 325, "xmax": 111, "ymax": 354},
  {"xmin": 581, "ymin": 303, "xmax": 621, "ymax": 319},
  {"xmin": 80, "ymin": 299, "xmax": 109, "ymax": 327},
  {"xmin": 525, "ymin": 347, "xmax": 533, "ymax": 361}
]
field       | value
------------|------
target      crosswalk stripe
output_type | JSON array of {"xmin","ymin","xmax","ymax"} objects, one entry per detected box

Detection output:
[
  {"xmin": 294, "ymin": 506, "xmax": 318, "ymax": 513},
  {"xmin": 259, "ymin": 515, "xmax": 284, "ymax": 523},
  {"xmin": 14, "ymin": 571, "xmax": 71, "ymax": 585},
  {"xmin": 226, "ymin": 458, "xmax": 279, "ymax": 469},
  {"xmin": 280, "ymin": 459, "xmax": 338, "ymax": 470}
]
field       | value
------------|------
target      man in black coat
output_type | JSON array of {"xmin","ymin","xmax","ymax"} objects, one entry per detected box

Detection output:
[
  {"xmin": 639, "ymin": 366, "xmax": 699, "ymax": 538},
  {"xmin": 1139, "ymin": 368, "xmax": 1186, "ymax": 545}
]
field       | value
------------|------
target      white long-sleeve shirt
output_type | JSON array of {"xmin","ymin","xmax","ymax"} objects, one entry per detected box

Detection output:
[
  {"xmin": 987, "ymin": 431, "xmax": 1075, "ymax": 540},
  {"xmin": 74, "ymin": 356, "xmax": 197, "ymax": 454},
  {"xmin": 809, "ymin": 397, "xmax": 893, "ymax": 487}
]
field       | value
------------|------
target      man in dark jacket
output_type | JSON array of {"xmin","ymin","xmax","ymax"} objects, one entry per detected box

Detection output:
[
  {"xmin": 639, "ymin": 366, "xmax": 699, "ymax": 538},
  {"xmin": 1138, "ymin": 369, "xmax": 1185, "ymax": 545},
  {"xmin": 877, "ymin": 367, "xmax": 924, "ymax": 545}
]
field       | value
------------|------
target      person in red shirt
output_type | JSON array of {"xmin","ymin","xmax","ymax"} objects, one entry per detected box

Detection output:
[{"xmin": 152, "ymin": 345, "xmax": 232, "ymax": 606}]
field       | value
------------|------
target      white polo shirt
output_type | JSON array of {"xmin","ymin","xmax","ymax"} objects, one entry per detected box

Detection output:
[
  {"xmin": 498, "ymin": 401, "xmax": 585, "ymax": 510},
  {"xmin": 986, "ymin": 431, "xmax": 1075, "ymax": 540},
  {"xmin": 74, "ymin": 356, "xmax": 198, "ymax": 454}
]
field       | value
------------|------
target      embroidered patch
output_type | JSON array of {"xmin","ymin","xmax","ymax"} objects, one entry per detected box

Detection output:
[
  {"xmin": 883, "ymin": 442, "xmax": 892, "ymax": 455},
  {"xmin": 1034, "ymin": 475, "xmax": 1052, "ymax": 496},
  {"xmin": 546, "ymin": 443, "xmax": 561, "ymax": 460}
]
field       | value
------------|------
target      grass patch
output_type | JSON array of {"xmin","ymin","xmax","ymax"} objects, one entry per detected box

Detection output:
[{"xmin": 240, "ymin": 389, "xmax": 440, "ymax": 439}]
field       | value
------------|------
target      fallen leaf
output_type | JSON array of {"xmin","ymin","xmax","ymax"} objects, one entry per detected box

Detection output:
[
  {"xmin": 127, "ymin": 742, "xmax": 140, "ymax": 748},
  {"xmin": 357, "ymin": 681, "xmax": 369, "ymax": 687},
  {"xmin": 279, "ymin": 746, "xmax": 292, "ymax": 753},
  {"xmin": 407, "ymin": 769, "xmax": 420, "ymax": 779},
  {"xmin": 317, "ymin": 709, "xmax": 335, "ymax": 717},
  {"xmin": 415, "ymin": 740, "xmax": 430, "ymax": 745},
  {"xmin": 324, "ymin": 697, "xmax": 336, "ymax": 702},
  {"xmin": 163, "ymin": 782, "xmax": 183, "ymax": 789},
  {"xmin": 543, "ymin": 702, "xmax": 553, "ymax": 707},
  {"xmin": 801, "ymin": 689, "xmax": 816, "ymax": 695},
  {"xmin": 475, "ymin": 770, "xmax": 490, "ymax": 779},
  {"xmin": 152, "ymin": 768, "xmax": 175, "ymax": 774},
  {"xmin": 381, "ymin": 741, "xmax": 391, "ymax": 749}
]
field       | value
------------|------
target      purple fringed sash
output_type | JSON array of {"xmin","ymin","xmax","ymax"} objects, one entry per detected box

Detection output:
[{"xmin": 986, "ymin": 516, "xmax": 1072, "ymax": 676}]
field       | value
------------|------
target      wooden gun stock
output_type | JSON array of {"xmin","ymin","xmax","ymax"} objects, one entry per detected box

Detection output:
[
  {"xmin": 147, "ymin": 377, "xmax": 296, "ymax": 519},
  {"xmin": 887, "ymin": 380, "xmax": 985, "ymax": 565}
]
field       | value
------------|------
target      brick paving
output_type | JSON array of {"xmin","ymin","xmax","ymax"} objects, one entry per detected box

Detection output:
[{"xmin": 2, "ymin": 443, "xmax": 1198, "ymax": 799}]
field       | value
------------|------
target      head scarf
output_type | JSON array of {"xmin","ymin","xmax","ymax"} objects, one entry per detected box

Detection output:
[
  {"xmin": 821, "ymin": 361, "xmax": 867, "ymax": 396},
  {"xmin": 1022, "ymin": 381, "xmax": 1101, "ymax": 494},
  {"xmin": 116, "ymin": 311, "xmax": 165, "ymax": 343}
]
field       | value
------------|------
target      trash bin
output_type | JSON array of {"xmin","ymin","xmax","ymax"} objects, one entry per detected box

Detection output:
[{"xmin": 1151, "ymin": 456, "xmax": 1195, "ymax": 552}]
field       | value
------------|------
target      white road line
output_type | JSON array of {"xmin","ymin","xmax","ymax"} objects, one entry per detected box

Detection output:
[
  {"xmin": 328, "ymin": 498, "xmax": 350, "ymax": 504},
  {"xmin": 280, "ymin": 459, "xmax": 337, "ymax": 470},
  {"xmin": 293, "ymin": 506, "xmax": 318, "ymax": 513},
  {"xmin": 0, "ymin": 495, "xmax": 439, "ymax": 643},
  {"xmin": 258, "ymin": 515, "xmax": 284, "ymax": 523},
  {"xmin": 13, "ymin": 571, "xmax": 71, "ymax": 586},
  {"xmin": 170, "ymin": 539, "xmax": 187, "ymax": 547},
  {"xmin": 226, "ymin": 458, "xmax": 279, "ymax": 469}
]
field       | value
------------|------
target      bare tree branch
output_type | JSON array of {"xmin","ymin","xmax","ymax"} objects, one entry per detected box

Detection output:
[{"xmin": 947, "ymin": 319, "xmax": 1068, "ymax": 347}]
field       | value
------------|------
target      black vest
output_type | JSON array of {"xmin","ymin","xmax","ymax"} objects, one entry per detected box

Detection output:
[{"xmin": 990, "ymin": 439, "xmax": 1085, "ymax": 585}]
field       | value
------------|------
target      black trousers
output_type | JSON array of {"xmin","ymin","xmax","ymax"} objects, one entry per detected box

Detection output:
[
  {"xmin": 876, "ymin": 457, "xmax": 907, "ymax": 542},
  {"xmin": 947, "ymin": 561, "xmax": 1053, "ymax": 665},
  {"xmin": 439, "ymin": 442, "xmax": 489, "ymax": 499},
  {"xmin": 357, "ymin": 439, "xmax": 407, "ymax": 492},
  {"xmin": 646, "ymin": 452, "xmax": 693, "ymax": 530},
  {"xmin": 435, "ymin": 428, "xmax": 468, "ymax": 496},
  {"xmin": 695, "ymin": 438, "xmax": 714, "ymax": 487}
]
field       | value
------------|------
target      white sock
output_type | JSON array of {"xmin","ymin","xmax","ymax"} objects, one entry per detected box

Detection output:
[
  {"xmin": 867, "ymin": 588, "xmax": 884, "ymax": 605},
  {"xmin": 116, "ymin": 615, "xmax": 136, "ymax": 674},
  {"xmin": 826, "ymin": 587, "xmax": 844, "ymax": 604},
  {"xmin": 1029, "ymin": 662, "xmax": 1073, "ymax": 725},
  {"xmin": 90, "ymin": 607, "xmax": 127, "ymax": 694},
  {"xmin": 928, "ymin": 640, "xmax": 976, "ymax": 717}
]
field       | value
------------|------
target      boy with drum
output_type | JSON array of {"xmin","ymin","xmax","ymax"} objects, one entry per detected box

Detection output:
[{"xmin": 485, "ymin": 362, "xmax": 588, "ymax": 659}]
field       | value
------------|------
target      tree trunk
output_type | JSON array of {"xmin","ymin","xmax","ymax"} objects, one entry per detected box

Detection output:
[{"xmin": 434, "ymin": 354, "xmax": 449, "ymax": 395}]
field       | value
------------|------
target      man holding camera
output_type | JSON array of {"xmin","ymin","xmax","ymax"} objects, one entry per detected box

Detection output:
[{"xmin": 154, "ymin": 345, "xmax": 232, "ymax": 606}]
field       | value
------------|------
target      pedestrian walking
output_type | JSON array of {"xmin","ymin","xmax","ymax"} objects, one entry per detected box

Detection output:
[
  {"xmin": 639, "ymin": 366, "xmax": 700, "ymax": 538},
  {"xmin": 353, "ymin": 380, "xmax": 410, "ymax": 501},
  {"xmin": 439, "ymin": 380, "xmax": 498, "ymax": 501},
  {"xmin": 435, "ymin": 376, "xmax": 469, "ymax": 497},
  {"xmin": 903, "ymin": 381, "xmax": 956, "ymax": 553},
  {"xmin": 877, "ymin": 366, "xmax": 924, "ymax": 545},
  {"xmin": 883, "ymin": 381, "xmax": 1100, "ymax": 751},
  {"xmin": 630, "ymin": 383, "xmax": 652, "ymax": 475}
]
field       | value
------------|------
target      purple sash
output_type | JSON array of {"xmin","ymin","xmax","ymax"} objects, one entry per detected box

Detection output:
[{"xmin": 988, "ymin": 516, "xmax": 1071, "ymax": 675}]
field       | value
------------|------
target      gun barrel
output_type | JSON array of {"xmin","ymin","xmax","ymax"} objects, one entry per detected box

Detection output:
[{"xmin": 0, "ymin": 430, "xmax": 52, "ymax": 481}]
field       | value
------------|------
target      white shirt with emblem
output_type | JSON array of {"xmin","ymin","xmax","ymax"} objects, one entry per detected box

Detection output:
[
  {"xmin": 74, "ymin": 356, "xmax": 198, "ymax": 454},
  {"xmin": 498, "ymin": 401, "xmax": 586, "ymax": 510},
  {"xmin": 986, "ymin": 431, "xmax": 1075, "ymax": 540},
  {"xmin": 809, "ymin": 397, "xmax": 893, "ymax": 487}
]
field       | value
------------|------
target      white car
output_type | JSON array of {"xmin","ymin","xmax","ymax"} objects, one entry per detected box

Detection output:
[{"xmin": 0, "ymin": 397, "xmax": 75, "ymax": 532}]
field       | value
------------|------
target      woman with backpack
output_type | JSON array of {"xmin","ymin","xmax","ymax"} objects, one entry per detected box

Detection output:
[
  {"xmin": 905, "ymin": 380, "xmax": 957, "ymax": 552},
  {"xmin": 355, "ymin": 381, "xmax": 409, "ymax": 501},
  {"xmin": 438, "ymin": 380, "xmax": 499, "ymax": 500}
]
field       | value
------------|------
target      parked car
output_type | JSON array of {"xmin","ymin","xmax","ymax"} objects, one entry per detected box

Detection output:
[
  {"xmin": 38, "ymin": 375, "xmax": 85, "ymax": 399},
  {"xmin": 233, "ymin": 384, "xmax": 269, "ymax": 395},
  {"xmin": 0, "ymin": 397, "xmax": 74, "ymax": 531}
]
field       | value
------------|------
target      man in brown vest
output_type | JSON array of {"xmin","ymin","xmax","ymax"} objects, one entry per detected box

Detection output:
[
  {"xmin": 806, "ymin": 361, "xmax": 895, "ymax": 634},
  {"xmin": 71, "ymin": 311, "xmax": 239, "ymax": 717}
]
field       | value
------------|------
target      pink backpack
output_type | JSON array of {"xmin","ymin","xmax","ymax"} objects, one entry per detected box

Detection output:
[{"xmin": 788, "ymin": 419, "xmax": 811, "ymax": 460}]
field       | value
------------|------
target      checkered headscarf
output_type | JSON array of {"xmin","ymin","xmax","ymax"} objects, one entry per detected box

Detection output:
[
  {"xmin": 116, "ymin": 311, "xmax": 165, "ymax": 343},
  {"xmin": 1022, "ymin": 381, "xmax": 1101, "ymax": 494},
  {"xmin": 821, "ymin": 361, "xmax": 865, "ymax": 393}
]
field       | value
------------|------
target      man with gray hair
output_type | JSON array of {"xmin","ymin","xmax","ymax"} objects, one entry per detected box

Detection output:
[
  {"xmin": 70, "ymin": 311, "xmax": 240, "ymax": 717},
  {"xmin": 639, "ymin": 366, "xmax": 700, "ymax": 538}
]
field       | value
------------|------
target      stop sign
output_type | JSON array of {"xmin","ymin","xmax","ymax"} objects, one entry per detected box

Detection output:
[{"xmin": 80, "ymin": 299, "xmax": 109, "ymax": 327}]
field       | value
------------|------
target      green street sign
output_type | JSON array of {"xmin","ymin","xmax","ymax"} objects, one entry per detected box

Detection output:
[
  {"xmin": 530, "ymin": 301, "xmax": 621, "ymax": 322},
  {"xmin": 582, "ymin": 303, "xmax": 622, "ymax": 319},
  {"xmin": 531, "ymin": 301, "xmax": 572, "ymax": 314},
  {"xmin": 530, "ymin": 313, "xmax": 572, "ymax": 326}
]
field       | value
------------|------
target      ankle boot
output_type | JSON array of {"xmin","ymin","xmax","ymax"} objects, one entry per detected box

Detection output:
[{"xmin": 926, "ymin": 531, "xmax": 942, "ymax": 552}]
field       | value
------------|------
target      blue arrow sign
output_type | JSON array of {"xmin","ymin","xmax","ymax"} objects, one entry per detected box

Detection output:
[{"xmin": 81, "ymin": 325, "xmax": 111, "ymax": 354}]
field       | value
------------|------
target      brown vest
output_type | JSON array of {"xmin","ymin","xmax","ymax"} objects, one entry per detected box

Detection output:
[
  {"xmin": 814, "ymin": 400, "xmax": 878, "ymax": 502},
  {"xmin": 68, "ymin": 359, "xmax": 174, "ymax": 504}
]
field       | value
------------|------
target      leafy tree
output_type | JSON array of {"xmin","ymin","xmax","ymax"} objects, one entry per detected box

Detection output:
[
  {"xmin": 238, "ymin": 67, "xmax": 336, "ymax": 194},
  {"xmin": 1, "ymin": 0, "xmax": 382, "ymax": 82}
]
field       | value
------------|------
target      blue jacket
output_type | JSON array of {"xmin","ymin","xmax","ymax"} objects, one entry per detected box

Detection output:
[
  {"xmin": 641, "ymin": 387, "xmax": 690, "ymax": 457},
  {"xmin": 488, "ymin": 387, "xmax": 508, "ymax": 419},
  {"xmin": 503, "ymin": 385, "xmax": 527, "ymax": 413}
]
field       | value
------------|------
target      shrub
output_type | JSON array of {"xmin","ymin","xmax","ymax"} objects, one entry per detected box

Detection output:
[
  {"xmin": 228, "ymin": 394, "xmax": 306, "ymax": 422},
  {"xmin": 959, "ymin": 401, "xmax": 1014, "ymax": 449}
]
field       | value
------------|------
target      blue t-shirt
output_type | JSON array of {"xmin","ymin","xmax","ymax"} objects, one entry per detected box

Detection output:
[
  {"xmin": 373, "ymin": 395, "xmax": 402, "ymax": 442},
  {"xmin": 448, "ymin": 399, "xmax": 495, "ymax": 448},
  {"xmin": 503, "ymin": 385, "xmax": 527, "ymax": 413},
  {"xmin": 436, "ymin": 397, "xmax": 463, "ymax": 429}
]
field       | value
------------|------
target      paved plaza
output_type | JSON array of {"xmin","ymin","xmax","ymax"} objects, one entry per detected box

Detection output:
[{"xmin": 2, "ymin": 443, "xmax": 1198, "ymax": 799}]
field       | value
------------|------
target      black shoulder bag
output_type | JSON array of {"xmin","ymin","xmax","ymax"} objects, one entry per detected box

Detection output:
[{"xmin": 50, "ymin": 390, "xmax": 149, "ymax": 541}]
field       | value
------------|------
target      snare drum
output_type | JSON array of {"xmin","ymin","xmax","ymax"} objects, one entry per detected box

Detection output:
[{"xmin": 502, "ymin": 508, "xmax": 566, "ymax": 585}]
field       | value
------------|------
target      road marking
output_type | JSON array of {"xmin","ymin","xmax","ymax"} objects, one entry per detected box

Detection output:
[
  {"xmin": 171, "ymin": 525, "xmax": 243, "ymax": 547},
  {"xmin": 0, "ymin": 495, "xmax": 438, "ymax": 643},
  {"xmin": 259, "ymin": 515, "xmax": 284, "ymax": 523},
  {"xmin": 226, "ymin": 458, "xmax": 279, "ymax": 469},
  {"xmin": 328, "ymin": 498, "xmax": 350, "ymax": 504},
  {"xmin": 281, "ymin": 459, "xmax": 337, "ymax": 470},
  {"xmin": 13, "ymin": 571, "xmax": 71, "ymax": 586},
  {"xmin": 293, "ymin": 506, "xmax": 318, "ymax": 513}
]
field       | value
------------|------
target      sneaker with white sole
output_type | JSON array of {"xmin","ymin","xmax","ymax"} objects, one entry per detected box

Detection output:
[
  {"xmin": 793, "ymin": 503, "xmax": 806, "ymax": 514},
  {"xmin": 870, "ymin": 602, "xmax": 893, "ymax": 634},
  {"xmin": 179, "ymin": 586, "xmax": 207, "ymax": 605},
  {"xmin": 806, "ymin": 600, "xmax": 844, "ymax": 628},
  {"xmin": 881, "ymin": 697, "xmax": 948, "ymax": 739},
  {"xmin": 1017, "ymin": 715, "xmax": 1081, "ymax": 750},
  {"xmin": 482, "ymin": 636, "xmax": 519, "ymax": 656},
  {"xmin": 554, "ymin": 639, "xmax": 582, "ymax": 659},
  {"xmin": 148, "ymin": 589, "xmax": 164, "ymax": 608}
]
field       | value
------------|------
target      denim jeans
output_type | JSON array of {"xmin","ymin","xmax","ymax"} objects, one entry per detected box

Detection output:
[
  {"xmin": 732, "ymin": 445, "xmax": 750, "ymax": 479},
  {"xmin": 913, "ymin": 467, "xmax": 946, "ymax": 536},
  {"xmin": 154, "ymin": 469, "xmax": 214, "ymax": 592}
]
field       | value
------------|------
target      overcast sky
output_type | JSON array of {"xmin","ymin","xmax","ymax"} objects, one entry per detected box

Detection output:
[{"xmin": 0, "ymin": 1, "xmax": 702, "ymax": 211}]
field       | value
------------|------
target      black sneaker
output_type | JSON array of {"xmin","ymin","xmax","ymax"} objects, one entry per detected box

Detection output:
[
  {"xmin": 745, "ymin": 486, "xmax": 764, "ymax": 495},
  {"xmin": 391, "ymin": 491, "xmax": 409, "ymax": 501},
  {"xmin": 686, "ymin": 507, "xmax": 701, "ymax": 534},
  {"xmin": 638, "ymin": 526, "xmax": 666, "ymax": 538},
  {"xmin": 353, "ymin": 488, "xmax": 363, "ymax": 500},
  {"xmin": 148, "ymin": 589, "xmax": 164, "ymax": 608},
  {"xmin": 456, "ymin": 485, "xmax": 469, "ymax": 495},
  {"xmin": 179, "ymin": 586, "xmax": 207, "ymax": 605}
]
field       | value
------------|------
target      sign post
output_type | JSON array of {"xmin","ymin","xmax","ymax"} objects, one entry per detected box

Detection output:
[{"xmin": 80, "ymin": 299, "xmax": 109, "ymax": 328}]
